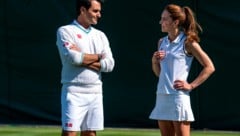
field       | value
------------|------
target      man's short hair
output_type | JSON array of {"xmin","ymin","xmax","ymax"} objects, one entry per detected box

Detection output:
[{"xmin": 76, "ymin": 0, "xmax": 103, "ymax": 17}]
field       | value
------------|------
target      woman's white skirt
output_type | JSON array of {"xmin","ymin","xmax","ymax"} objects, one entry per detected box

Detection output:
[{"xmin": 149, "ymin": 94, "xmax": 194, "ymax": 121}]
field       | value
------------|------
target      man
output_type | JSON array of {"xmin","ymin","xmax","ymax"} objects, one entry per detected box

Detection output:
[{"xmin": 56, "ymin": 0, "xmax": 115, "ymax": 136}]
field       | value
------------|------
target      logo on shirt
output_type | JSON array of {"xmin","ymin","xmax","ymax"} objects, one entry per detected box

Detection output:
[
  {"xmin": 65, "ymin": 122, "xmax": 73, "ymax": 127},
  {"xmin": 77, "ymin": 34, "xmax": 82, "ymax": 39},
  {"xmin": 63, "ymin": 42, "xmax": 70, "ymax": 47}
]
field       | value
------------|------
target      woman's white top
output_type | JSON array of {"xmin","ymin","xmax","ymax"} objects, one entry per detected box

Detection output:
[{"xmin": 157, "ymin": 32, "xmax": 193, "ymax": 95}]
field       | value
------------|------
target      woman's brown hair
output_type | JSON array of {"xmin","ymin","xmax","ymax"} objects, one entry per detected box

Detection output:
[{"xmin": 165, "ymin": 4, "xmax": 202, "ymax": 44}]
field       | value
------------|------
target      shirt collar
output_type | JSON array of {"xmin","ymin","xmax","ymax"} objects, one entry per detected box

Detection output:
[
  {"xmin": 167, "ymin": 31, "xmax": 185, "ymax": 44},
  {"xmin": 73, "ymin": 20, "xmax": 92, "ymax": 33}
]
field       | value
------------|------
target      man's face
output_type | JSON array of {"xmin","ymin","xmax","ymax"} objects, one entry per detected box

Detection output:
[{"xmin": 82, "ymin": 0, "xmax": 101, "ymax": 25}]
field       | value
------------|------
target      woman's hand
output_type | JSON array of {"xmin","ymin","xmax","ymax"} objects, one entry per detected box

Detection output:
[
  {"xmin": 152, "ymin": 50, "xmax": 166, "ymax": 63},
  {"xmin": 173, "ymin": 80, "xmax": 193, "ymax": 91}
]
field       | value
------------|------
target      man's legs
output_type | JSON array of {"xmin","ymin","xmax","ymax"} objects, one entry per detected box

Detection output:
[
  {"xmin": 81, "ymin": 131, "xmax": 96, "ymax": 136},
  {"xmin": 61, "ymin": 130, "xmax": 78, "ymax": 136},
  {"xmin": 61, "ymin": 130, "xmax": 96, "ymax": 136}
]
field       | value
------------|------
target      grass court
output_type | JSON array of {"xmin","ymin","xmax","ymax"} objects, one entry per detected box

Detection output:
[{"xmin": 0, "ymin": 125, "xmax": 239, "ymax": 136}]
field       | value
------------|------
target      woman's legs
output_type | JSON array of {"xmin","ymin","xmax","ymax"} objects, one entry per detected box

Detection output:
[
  {"xmin": 158, "ymin": 120, "xmax": 191, "ymax": 136},
  {"xmin": 173, "ymin": 121, "xmax": 191, "ymax": 136},
  {"xmin": 158, "ymin": 120, "xmax": 175, "ymax": 136}
]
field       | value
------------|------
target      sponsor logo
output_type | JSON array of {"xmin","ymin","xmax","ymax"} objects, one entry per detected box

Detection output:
[
  {"xmin": 77, "ymin": 34, "xmax": 82, "ymax": 39},
  {"xmin": 63, "ymin": 42, "xmax": 70, "ymax": 47},
  {"xmin": 65, "ymin": 123, "xmax": 73, "ymax": 127}
]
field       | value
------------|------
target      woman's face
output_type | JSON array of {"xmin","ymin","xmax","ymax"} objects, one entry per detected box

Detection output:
[{"xmin": 159, "ymin": 10, "xmax": 175, "ymax": 32}]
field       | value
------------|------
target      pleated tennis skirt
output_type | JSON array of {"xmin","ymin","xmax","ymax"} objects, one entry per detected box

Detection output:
[{"xmin": 149, "ymin": 94, "xmax": 194, "ymax": 121}]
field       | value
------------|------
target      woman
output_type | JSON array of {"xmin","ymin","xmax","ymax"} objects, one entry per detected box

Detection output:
[{"xmin": 149, "ymin": 4, "xmax": 215, "ymax": 136}]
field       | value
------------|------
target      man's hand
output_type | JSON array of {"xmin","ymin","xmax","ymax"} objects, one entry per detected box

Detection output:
[{"xmin": 69, "ymin": 44, "xmax": 81, "ymax": 52}]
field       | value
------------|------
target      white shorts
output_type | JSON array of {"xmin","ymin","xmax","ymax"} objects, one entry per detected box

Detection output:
[
  {"xmin": 149, "ymin": 94, "xmax": 194, "ymax": 122},
  {"xmin": 61, "ymin": 89, "xmax": 104, "ymax": 131}
]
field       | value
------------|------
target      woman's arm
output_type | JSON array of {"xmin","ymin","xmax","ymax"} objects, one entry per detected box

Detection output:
[
  {"xmin": 152, "ymin": 38, "xmax": 165, "ymax": 77},
  {"xmin": 186, "ymin": 42, "xmax": 215, "ymax": 89}
]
